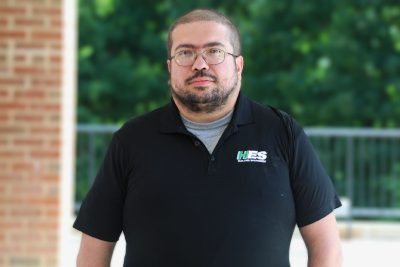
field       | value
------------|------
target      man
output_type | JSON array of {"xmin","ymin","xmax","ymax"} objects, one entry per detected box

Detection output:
[{"xmin": 74, "ymin": 8, "xmax": 342, "ymax": 267}]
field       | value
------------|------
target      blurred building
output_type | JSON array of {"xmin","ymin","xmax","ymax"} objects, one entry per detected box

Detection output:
[{"xmin": 0, "ymin": 0, "xmax": 76, "ymax": 266}]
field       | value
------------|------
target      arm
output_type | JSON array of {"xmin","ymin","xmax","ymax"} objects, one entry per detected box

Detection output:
[
  {"xmin": 76, "ymin": 233, "xmax": 116, "ymax": 267},
  {"xmin": 299, "ymin": 212, "xmax": 342, "ymax": 267}
]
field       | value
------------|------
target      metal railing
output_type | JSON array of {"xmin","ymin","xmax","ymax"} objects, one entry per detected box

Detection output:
[{"xmin": 76, "ymin": 125, "xmax": 400, "ymax": 219}]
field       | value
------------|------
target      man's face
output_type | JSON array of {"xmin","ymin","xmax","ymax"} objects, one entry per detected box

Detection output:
[{"xmin": 167, "ymin": 21, "xmax": 244, "ymax": 114}]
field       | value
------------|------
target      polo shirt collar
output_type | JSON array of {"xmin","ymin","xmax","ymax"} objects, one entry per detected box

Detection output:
[{"xmin": 159, "ymin": 92, "xmax": 254, "ymax": 134}]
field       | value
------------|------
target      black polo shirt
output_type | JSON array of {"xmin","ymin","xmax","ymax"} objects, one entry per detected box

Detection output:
[{"xmin": 74, "ymin": 93, "xmax": 341, "ymax": 267}]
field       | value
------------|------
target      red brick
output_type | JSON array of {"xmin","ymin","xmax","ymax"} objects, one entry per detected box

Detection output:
[
  {"xmin": 0, "ymin": 7, "xmax": 26, "ymax": 15},
  {"xmin": 14, "ymin": 0, "xmax": 47, "ymax": 3},
  {"xmin": 0, "ymin": 54, "xmax": 6, "ymax": 62},
  {"xmin": 45, "ymin": 258, "xmax": 58, "ymax": 267},
  {"xmin": 28, "ymin": 221, "xmax": 58, "ymax": 230},
  {"xmin": 0, "ymin": 66, "xmax": 8, "ymax": 74},
  {"xmin": 14, "ymin": 66, "xmax": 46, "ymax": 75},
  {"xmin": 0, "ymin": 210, "xmax": 9, "ymax": 219},
  {"xmin": 30, "ymin": 150, "xmax": 60, "ymax": 159},
  {"xmin": 12, "ymin": 162, "xmax": 34, "ymax": 171},
  {"xmin": 50, "ymin": 55, "xmax": 61, "ymax": 64},
  {"xmin": 0, "ymin": 89, "xmax": 9, "ymax": 97},
  {"xmin": 1, "ymin": 0, "xmax": 64, "ymax": 260},
  {"xmin": 0, "ymin": 161, "xmax": 7, "ymax": 169},
  {"xmin": 11, "ymin": 232, "xmax": 43, "ymax": 242},
  {"xmin": 0, "ymin": 173, "xmax": 24, "ymax": 181},
  {"xmin": 50, "ymin": 19, "xmax": 62, "ymax": 28},
  {"xmin": 0, "ymin": 186, "xmax": 6, "ymax": 196},
  {"xmin": 0, "ymin": 126, "xmax": 25, "ymax": 134},
  {"xmin": 13, "ymin": 184, "xmax": 43, "ymax": 195},
  {"xmin": 48, "ymin": 91, "xmax": 60, "ymax": 99},
  {"xmin": 15, "ymin": 42, "xmax": 45, "ymax": 50},
  {"xmin": 0, "ymin": 138, "xmax": 8, "ymax": 147},
  {"xmin": 14, "ymin": 55, "xmax": 26, "ymax": 62},
  {"xmin": 14, "ymin": 18, "xmax": 45, "ymax": 27},
  {"xmin": 0, "ymin": 244, "xmax": 24, "ymax": 254},
  {"xmin": 0, "ymin": 114, "xmax": 10, "ymax": 123},
  {"xmin": 30, "ymin": 126, "xmax": 59, "ymax": 134},
  {"xmin": 15, "ymin": 89, "xmax": 45, "ymax": 99},
  {"xmin": 50, "ymin": 43, "xmax": 62, "ymax": 50},
  {"xmin": 32, "ymin": 55, "xmax": 46, "ymax": 63},
  {"xmin": 31, "ymin": 31, "xmax": 62, "ymax": 41},
  {"xmin": 49, "ymin": 139, "xmax": 60, "ymax": 147},
  {"xmin": 30, "ymin": 103, "xmax": 60, "ymax": 112},
  {"xmin": 0, "ymin": 149, "xmax": 25, "ymax": 155},
  {"xmin": 0, "ymin": 18, "xmax": 8, "ymax": 27},
  {"xmin": 0, "ymin": 78, "xmax": 24, "ymax": 86},
  {"xmin": 28, "ymin": 196, "xmax": 59, "ymax": 205},
  {"xmin": 50, "ymin": 68, "xmax": 61, "ymax": 74},
  {"xmin": 10, "ymin": 208, "xmax": 43, "ymax": 218},
  {"xmin": 0, "ymin": 101, "xmax": 28, "ymax": 110},
  {"xmin": 46, "ymin": 233, "xmax": 59, "ymax": 241},
  {"xmin": 41, "ymin": 174, "xmax": 60, "ymax": 182},
  {"xmin": 0, "ymin": 208, "xmax": 5, "ymax": 218},
  {"xmin": 32, "ymin": 7, "xmax": 61, "ymax": 17},
  {"xmin": 0, "ymin": 31, "xmax": 26, "ymax": 39},
  {"xmin": 46, "ymin": 209, "xmax": 58, "ymax": 217},
  {"xmin": 28, "ymin": 245, "xmax": 58, "ymax": 255},
  {"xmin": 0, "ymin": 196, "xmax": 20, "ymax": 205},
  {"xmin": 14, "ymin": 138, "xmax": 44, "ymax": 146},
  {"xmin": 31, "ymin": 78, "xmax": 61, "ymax": 87},
  {"xmin": 14, "ymin": 113, "xmax": 44, "ymax": 122}
]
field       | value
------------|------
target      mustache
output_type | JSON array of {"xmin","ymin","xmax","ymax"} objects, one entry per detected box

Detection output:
[{"xmin": 185, "ymin": 70, "xmax": 217, "ymax": 84}]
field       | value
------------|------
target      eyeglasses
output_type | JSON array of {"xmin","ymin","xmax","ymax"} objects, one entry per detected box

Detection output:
[{"xmin": 170, "ymin": 47, "xmax": 239, "ymax": 66}]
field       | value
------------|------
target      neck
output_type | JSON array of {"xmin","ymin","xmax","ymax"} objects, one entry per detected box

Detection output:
[{"xmin": 173, "ymin": 90, "xmax": 240, "ymax": 123}]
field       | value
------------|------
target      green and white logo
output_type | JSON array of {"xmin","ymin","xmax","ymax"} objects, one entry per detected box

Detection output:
[{"xmin": 236, "ymin": 150, "xmax": 267, "ymax": 163}]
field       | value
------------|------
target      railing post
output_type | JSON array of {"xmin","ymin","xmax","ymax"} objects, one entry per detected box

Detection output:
[
  {"xmin": 88, "ymin": 132, "xmax": 96, "ymax": 185},
  {"xmin": 345, "ymin": 136, "xmax": 354, "ymax": 238}
]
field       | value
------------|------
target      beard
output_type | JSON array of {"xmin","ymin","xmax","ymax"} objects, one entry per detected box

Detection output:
[{"xmin": 170, "ymin": 69, "xmax": 239, "ymax": 113}]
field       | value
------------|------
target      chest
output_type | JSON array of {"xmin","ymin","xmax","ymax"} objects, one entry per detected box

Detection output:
[{"xmin": 124, "ymin": 128, "xmax": 296, "ymax": 223}]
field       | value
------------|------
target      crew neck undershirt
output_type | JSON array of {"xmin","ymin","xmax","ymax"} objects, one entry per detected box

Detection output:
[{"xmin": 181, "ymin": 111, "xmax": 233, "ymax": 154}]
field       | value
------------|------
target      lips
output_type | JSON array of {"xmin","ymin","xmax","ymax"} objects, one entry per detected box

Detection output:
[
  {"xmin": 185, "ymin": 70, "xmax": 217, "ymax": 85},
  {"xmin": 188, "ymin": 78, "xmax": 215, "ymax": 85}
]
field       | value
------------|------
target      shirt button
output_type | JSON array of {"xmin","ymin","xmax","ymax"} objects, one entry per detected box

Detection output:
[{"xmin": 194, "ymin": 140, "xmax": 200, "ymax": 146}]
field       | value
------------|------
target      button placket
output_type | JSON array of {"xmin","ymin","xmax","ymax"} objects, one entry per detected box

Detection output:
[{"xmin": 208, "ymin": 154, "xmax": 217, "ymax": 174}]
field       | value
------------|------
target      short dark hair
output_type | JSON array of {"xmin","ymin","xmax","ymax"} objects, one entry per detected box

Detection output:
[{"xmin": 167, "ymin": 9, "xmax": 241, "ymax": 57}]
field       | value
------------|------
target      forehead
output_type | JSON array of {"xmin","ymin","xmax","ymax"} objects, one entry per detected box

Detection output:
[{"xmin": 171, "ymin": 21, "xmax": 232, "ymax": 51}]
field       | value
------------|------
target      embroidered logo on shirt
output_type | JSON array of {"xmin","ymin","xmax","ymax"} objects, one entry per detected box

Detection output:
[{"xmin": 236, "ymin": 150, "xmax": 267, "ymax": 163}]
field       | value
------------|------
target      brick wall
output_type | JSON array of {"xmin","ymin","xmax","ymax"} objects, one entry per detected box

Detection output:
[{"xmin": 0, "ymin": 0, "xmax": 66, "ymax": 266}]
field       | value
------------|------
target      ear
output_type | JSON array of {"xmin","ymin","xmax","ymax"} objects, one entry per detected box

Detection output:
[
  {"xmin": 235, "ymin": 56, "xmax": 244, "ymax": 80},
  {"xmin": 167, "ymin": 59, "xmax": 171, "ymax": 73}
]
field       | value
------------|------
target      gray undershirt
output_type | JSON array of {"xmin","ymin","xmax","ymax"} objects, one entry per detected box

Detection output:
[{"xmin": 181, "ymin": 111, "xmax": 234, "ymax": 154}]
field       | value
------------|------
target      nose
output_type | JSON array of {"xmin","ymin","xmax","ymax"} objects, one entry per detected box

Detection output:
[{"xmin": 191, "ymin": 54, "xmax": 209, "ymax": 71}]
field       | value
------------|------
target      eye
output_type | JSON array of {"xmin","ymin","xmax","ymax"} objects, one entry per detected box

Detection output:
[
  {"xmin": 177, "ymin": 50, "xmax": 195, "ymax": 57},
  {"xmin": 206, "ymin": 48, "xmax": 223, "ymax": 56}
]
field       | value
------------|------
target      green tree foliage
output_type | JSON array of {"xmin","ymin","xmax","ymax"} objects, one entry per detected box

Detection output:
[{"xmin": 78, "ymin": 0, "xmax": 400, "ymax": 126}]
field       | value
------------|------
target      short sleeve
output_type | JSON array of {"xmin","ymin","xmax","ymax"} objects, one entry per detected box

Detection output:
[
  {"xmin": 73, "ymin": 133, "xmax": 129, "ymax": 241},
  {"xmin": 287, "ymin": 119, "xmax": 342, "ymax": 227}
]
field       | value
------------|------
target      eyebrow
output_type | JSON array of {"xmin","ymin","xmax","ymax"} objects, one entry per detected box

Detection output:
[{"xmin": 174, "ymin": 42, "xmax": 226, "ymax": 52}]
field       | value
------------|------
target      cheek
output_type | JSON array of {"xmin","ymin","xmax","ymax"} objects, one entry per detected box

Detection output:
[
  {"xmin": 170, "ymin": 66, "xmax": 185, "ymax": 79},
  {"xmin": 169, "ymin": 69, "xmax": 185, "ymax": 87},
  {"xmin": 218, "ymin": 67, "xmax": 237, "ymax": 83}
]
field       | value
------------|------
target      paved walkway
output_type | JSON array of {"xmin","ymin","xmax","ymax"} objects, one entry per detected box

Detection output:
[
  {"xmin": 290, "ymin": 236, "xmax": 400, "ymax": 266},
  {"xmin": 290, "ymin": 220, "xmax": 400, "ymax": 266},
  {"xmin": 69, "ymin": 221, "xmax": 400, "ymax": 266}
]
